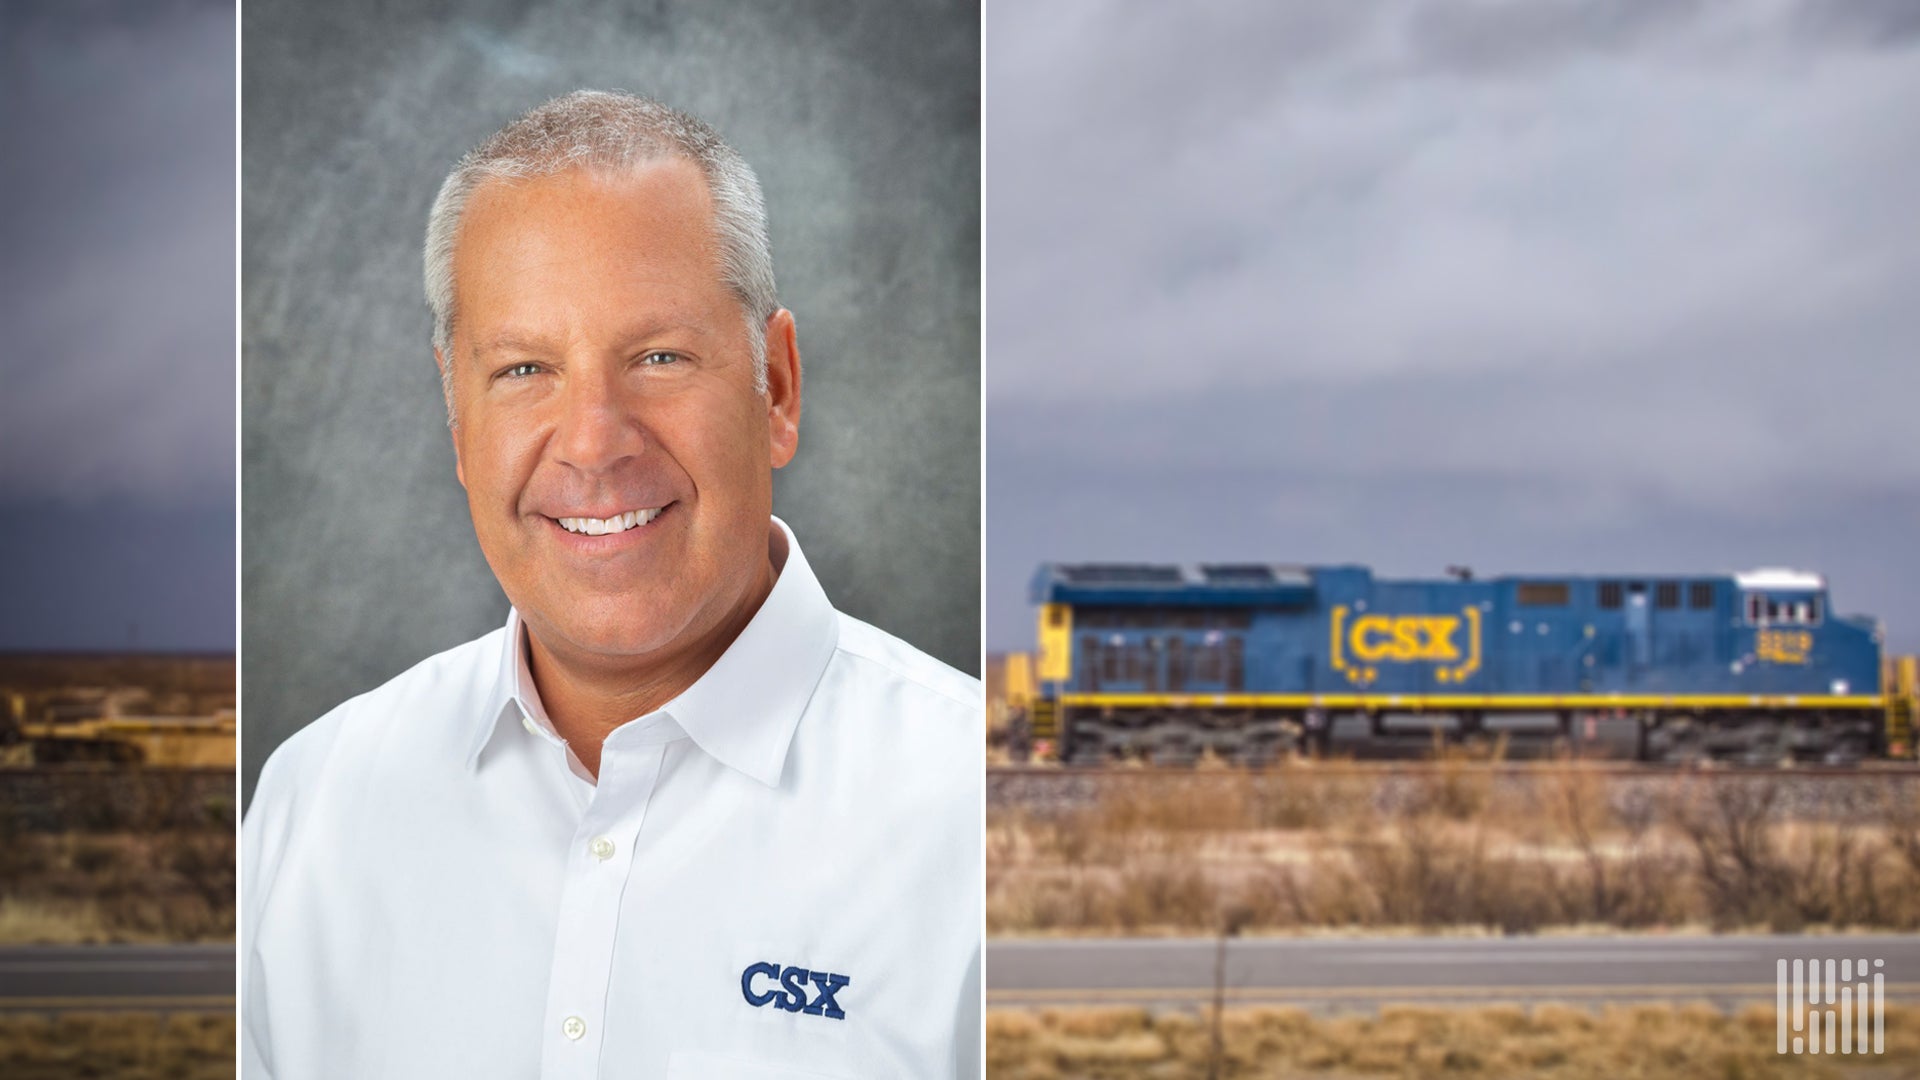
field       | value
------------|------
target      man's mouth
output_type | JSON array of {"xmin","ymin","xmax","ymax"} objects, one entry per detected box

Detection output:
[{"xmin": 554, "ymin": 505, "xmax": 668, "ymax": 536}]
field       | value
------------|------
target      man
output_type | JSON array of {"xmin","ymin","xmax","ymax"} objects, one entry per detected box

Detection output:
[{"xmin": 242, "ymin": 91, "xmax": 982, "ymax": 1079}]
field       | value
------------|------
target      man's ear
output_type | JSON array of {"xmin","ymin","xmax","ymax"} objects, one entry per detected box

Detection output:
[
  {"xmin": 435, "ymin": 346, "xmax": 467, "ymax": 489},
  {"xmin": 763, "ymin": 309, "xmax": 801, "ymax": 469}
]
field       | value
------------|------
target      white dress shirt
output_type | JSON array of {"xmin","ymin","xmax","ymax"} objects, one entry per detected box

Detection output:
[{"xmin": 241, "ymin": 519, "xmax": 982, "ymax": 1078}]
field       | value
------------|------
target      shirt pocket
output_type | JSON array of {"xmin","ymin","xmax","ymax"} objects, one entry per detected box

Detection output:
[{"xmin": 664, "ymin": 1050, "xmax": 855, "ymax": 1079}]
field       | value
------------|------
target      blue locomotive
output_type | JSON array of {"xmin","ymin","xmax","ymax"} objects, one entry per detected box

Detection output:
[{"xmin": 1027, "ymin": 563, "xmax": 1888, "ymax": 764}]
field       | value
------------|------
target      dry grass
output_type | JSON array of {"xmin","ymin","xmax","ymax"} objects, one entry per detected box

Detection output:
[
  {"xmin": 0, "ymin": 1012, "xmax": 233, "ymax": 1079},
  {"xmin": 986, "ymin": 1002, "xmax": 1920, "ymax": 1078},
  {"xmin": 988, "ymin": 767, "xmax": 1920, "ymax": 936},
  {"xmin": 0, "ymin": 653, "xmax": 234, "ymax": 709},
  {"xmin": 0, "ymin": 830, "xmax": 234, "ymax": 943}
]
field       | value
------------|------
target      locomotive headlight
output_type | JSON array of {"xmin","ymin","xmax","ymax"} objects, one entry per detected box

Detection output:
[{"xmin": 1832, "ymin": 679, "xmax": 1849, "ymax": 695}]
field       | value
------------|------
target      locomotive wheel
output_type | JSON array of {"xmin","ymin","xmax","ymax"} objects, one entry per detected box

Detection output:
[
  {"xmin": 1822, "ymin": 733, "xmax": 1869, "ymax": 766},
  {"xmin": 1061, "ymin": 723, "xmax": 1106, "ymax": 765},
  {"xmin": 1148, "ymin": 728, "xmax": 1201, "ymax": 767}
]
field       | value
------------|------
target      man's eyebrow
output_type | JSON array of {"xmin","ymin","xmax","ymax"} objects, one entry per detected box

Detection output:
[
  {"xmin": 467, "ymin": 319, "xmax": 715, "ymax": 361},
  {"xmin": 469, "ymin": 334, "xmax": 557, "ymax": 361},
  {"xmin": 610, "ymin": 316, "xmax": 714, "ymax": 345}
]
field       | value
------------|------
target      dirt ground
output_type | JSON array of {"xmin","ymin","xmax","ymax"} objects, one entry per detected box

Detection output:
[
  {"xmin": 0, "ymin": 1013, "xmax": 233, "ymax": 1080},
  {"xmin": 987, "ymin": 1002, "xmax": 1920, "ymax": 1079},
  {"xmin": 0, "ymin": 830, "xmax": 234, "ymax": 944},
  {"xmin": 989, "ymin": 764, "xmax": 1920, "ymax": 937}
]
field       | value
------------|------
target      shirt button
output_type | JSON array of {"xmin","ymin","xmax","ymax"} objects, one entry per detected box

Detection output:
[
  {"xmin": 562, "ymin": 1015, "xmax": 586, "ymax": 1041},
  {"xmin": 589, "ymin": 836, "xmax": 615, "ymax": 861},
  {"xmin": 521, "ymin": 715, "xmax": 539, "ymax": 735}
]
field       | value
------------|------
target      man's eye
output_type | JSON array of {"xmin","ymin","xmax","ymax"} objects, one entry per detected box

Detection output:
[
  {"xmin": 503, "ymin": 363, "xmax": 542, "ymax": 378},
  {"xmin": 640, "ymin": 351, "xmax": 682, "ymax": 366}
]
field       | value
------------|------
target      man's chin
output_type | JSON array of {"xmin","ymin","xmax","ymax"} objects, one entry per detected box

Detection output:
[{"xmin": 531, "ymin": 613, "xmax": 694, "ymax": 665}]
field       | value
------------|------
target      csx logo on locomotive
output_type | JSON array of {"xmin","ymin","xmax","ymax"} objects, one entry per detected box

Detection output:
[
  {"xmin": 1331, "ymin": 605, "xmax": 1482, "ymax": 685},
  {"xmin": 1349, "ymin": 615, "xmax": 1463, "ymax": 662}
]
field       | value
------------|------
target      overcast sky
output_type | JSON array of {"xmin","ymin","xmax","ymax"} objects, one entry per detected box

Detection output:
[
  {"xmin": 986, "ymin": 0, "xmax": 1920, "ymax": 652},
  {"xmin": 0, "ymin": 1, "xmax": 234, "ymax": 650}
]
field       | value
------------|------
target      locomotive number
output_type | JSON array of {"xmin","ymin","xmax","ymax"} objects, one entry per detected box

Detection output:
[{"xmin": 1756, "ymin": 629, "xmax": 1812, "ymax": 665}]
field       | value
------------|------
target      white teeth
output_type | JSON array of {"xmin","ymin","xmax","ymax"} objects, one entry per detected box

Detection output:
[{"xmin": 558, "ymin": 507, "xmax": 664, "ymax": 535}]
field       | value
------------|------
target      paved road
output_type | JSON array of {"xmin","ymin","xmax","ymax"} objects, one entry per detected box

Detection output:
[
  {"xmin": 988, "ymin": 934, "xmax": 1920, "ymax": 1011},
  {"xmin": 0, "ymin": 944, "xmax": 233, "ymax": 1011}
]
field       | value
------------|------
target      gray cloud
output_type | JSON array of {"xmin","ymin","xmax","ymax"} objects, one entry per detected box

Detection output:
[
  {"xmin": 0, "ymin": 1, "xmax": 235, "ymax": 507},
  {"xmin": 987, "ymin": 0, "xmax": 1920, "ymax": 652},
  {"xmin": 1794, "ymin": 0, "xmax": 1920, "ymax": 47},
  {"xmin": 1405, "ymin": 0, "xmax": 1709, "ymax": 77},
  {"xmin": 0, "ymin": 2, "xmax": 234, "ymax": 650}
]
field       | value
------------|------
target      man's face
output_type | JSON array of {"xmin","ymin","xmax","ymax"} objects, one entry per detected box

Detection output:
[{"xmin": 441, "ymin": 161, "xmax": 798, "ymax": 671}]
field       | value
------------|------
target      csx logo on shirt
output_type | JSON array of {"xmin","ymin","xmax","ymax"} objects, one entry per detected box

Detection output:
[{"xmin": 740, "ymin": 961, "xmax": 851, "ymax": 1020}]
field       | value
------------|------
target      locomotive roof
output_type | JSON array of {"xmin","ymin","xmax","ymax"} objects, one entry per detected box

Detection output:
[
  {"xmin": 1030, "ymin": 563, "xmax": 1318, "ymax": 606},
  {"xmin": 1031, "ymin": 563, "xmax": 1832, "ymax": 605},
  {"xmin": 1733, "ymin": 568, "xmax": 1825, "ymax": 591}
]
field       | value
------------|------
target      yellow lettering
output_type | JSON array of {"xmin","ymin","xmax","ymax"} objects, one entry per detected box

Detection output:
[
  {"xmin": 1391, "ymin": 620, "xmax": 1422, "ymax": 659},
  {"xmin": 1757, "ymin": 629, "xmax": 1811, "ymax": 665},
  {"xmin": 1351, "ymin": 616, "xmax": 1395, "ymax": 661},
  {"xmin": 1421, "ymin": 616, "xmax": 1461, "ymax": 661},
  {"xmin": 1348, "ymin": 614, "xmax": 1465, "ymax": 663}
]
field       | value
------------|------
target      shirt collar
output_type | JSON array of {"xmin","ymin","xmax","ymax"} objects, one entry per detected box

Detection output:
[{"xmin": 466, "ymin": 516, "xmax": 840, "ymax": 787}]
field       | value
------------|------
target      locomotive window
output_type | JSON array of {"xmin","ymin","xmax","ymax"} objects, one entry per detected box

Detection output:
[
  {"xmin": 1765, "ymin": 598, "xmax": 1821, "ymax": 625},
  {"xmin": 1689, "ymin": 582, "xmax": 1715, "ymax": 610},
  {"xmin": 1517, "ymin": 582, "xmax": 1570, "ymax": 606},
  {"xmin": 1191, "ymin": 643, "xmax": 1224, "ymax": 683},
  {"xmin": 1655, "ymin": 582, "xmax": 1681, "ymax": 610},
  {"xmin": 1745, "ymin": 596, "xmax": 1820, "ymax": 626},
  {"xmin": 1598, "ymin": 581, "xmax": 1624, "ymax": 609},
  {"xmin": 1047, "ymin": 606, "xmax": 1066, "ymax": 627}
]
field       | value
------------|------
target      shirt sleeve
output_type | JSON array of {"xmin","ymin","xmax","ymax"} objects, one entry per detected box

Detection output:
[
  {"xmin": 953, "ymin": 940, "xmax": 981, "ymax": 1079},
  {"xmin": 240, "ymin": 790, "xmax": 277, "ymax": 1077},
  {"xmin": 240, "ymin": 724, "xmax": 328, "ymax": 1079}
]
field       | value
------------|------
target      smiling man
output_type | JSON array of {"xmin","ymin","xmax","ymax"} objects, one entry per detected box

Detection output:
[{"xmin": 240, "ymin": 92, "xmax": 982, "ymax": 1079}]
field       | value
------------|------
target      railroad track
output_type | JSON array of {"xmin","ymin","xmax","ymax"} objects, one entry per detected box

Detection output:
[
  {"xmin": 0, "ymin": 766, "xmax": 234, "ymax": 830},
  {"xmin": 990, "ymin": 762, "xmax": 1920, "ymax": 780},
  {"xmin": 988, "ymin": 763, "xmax": 1920, "ymax": 820}
]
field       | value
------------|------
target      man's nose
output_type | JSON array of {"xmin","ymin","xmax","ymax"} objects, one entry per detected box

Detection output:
[{"xmin": 552, "ymin": 367, "xmax": 644, "ymax": 472}]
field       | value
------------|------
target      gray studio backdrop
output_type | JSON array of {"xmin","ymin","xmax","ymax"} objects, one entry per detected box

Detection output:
[{"xmin": 241, "ymin": 1, "xmax": 980, "ymax": 804}]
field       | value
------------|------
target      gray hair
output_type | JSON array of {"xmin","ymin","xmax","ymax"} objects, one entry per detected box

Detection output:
[{"xmin": 425, "ymin": 90, "xmax": 778, "ymax": 421}]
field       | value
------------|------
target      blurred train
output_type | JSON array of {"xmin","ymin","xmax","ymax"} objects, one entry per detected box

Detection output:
[
  {"xmin": 0, "ymin": 689, "xmax": 236, "ymax": 767},
  {"xmin": 1008, "ymin": 563, "xmax": 1918, "ymax": 765}
]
